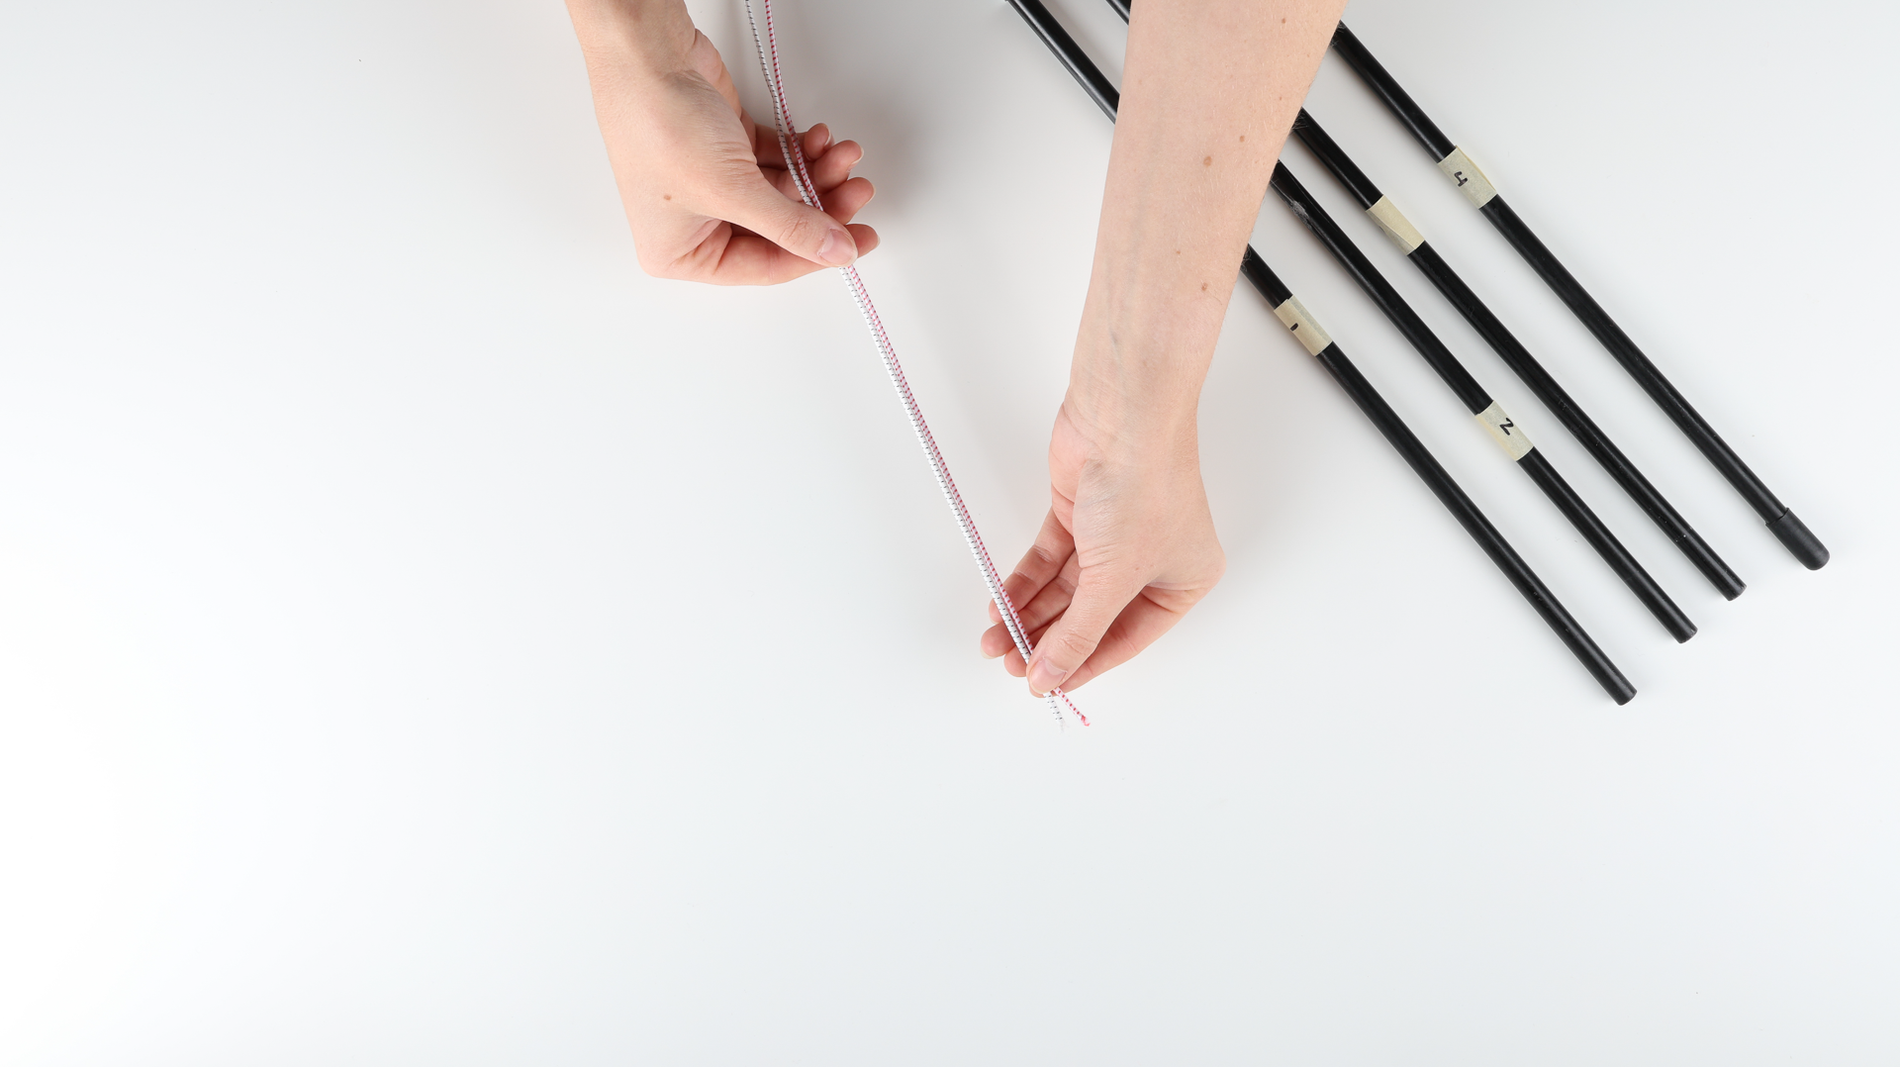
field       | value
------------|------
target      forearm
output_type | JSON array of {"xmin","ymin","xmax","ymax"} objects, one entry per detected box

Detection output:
[
  {"xmin": 1069, "ymin": 0, "xmax": 1345, "ymax": 452},
  {"xmin": 565, "ymin": 0, "xmax": 694, "ymax": 80}
]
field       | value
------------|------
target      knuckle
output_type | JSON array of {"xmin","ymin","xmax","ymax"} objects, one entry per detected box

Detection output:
[
  {"xmin": 1079, "ymin": 560, "xmax": 1135, "ymax": 591},
  {"xmin": 1045, "ymin": 628, "xmax": 1096, "ymax": 667},
  {"xmin": 1028, "ymin": 543, "xmax": 1064, "ymax": 571},
  {"xmin": 772, "ymin": 211, "xmax": 824, "ymax": 251}
]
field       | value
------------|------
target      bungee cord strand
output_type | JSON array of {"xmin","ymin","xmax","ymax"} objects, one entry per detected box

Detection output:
[{"xmin": 741, "ymin": 0, "xmax": 1084, "ymax": 726}]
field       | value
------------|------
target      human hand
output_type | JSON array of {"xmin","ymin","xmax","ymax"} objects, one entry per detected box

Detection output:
[
  {"xmin": 980, "ymin": 400, "xmax": 1225, "ymax": 695},
  {"xmin": 568, "ymin": 2, "xmax": 877, "ymax": 284}
]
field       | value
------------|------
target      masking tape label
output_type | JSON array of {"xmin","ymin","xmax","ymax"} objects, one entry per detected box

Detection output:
[
  {"xmin": 1475, "ymin": 401, "xmax": 1532, "ymax": 460},
  {"xmin": 1438, "ymin": 146, "xmax": 1498, "ymax": 208},
  {"xmin": 1273, "ymin": 296, "xmax": 1332, "ymax": 356},
  {"xmin": 1366, "ymin": 195, "xmax": 1426, "ymax": 254}
]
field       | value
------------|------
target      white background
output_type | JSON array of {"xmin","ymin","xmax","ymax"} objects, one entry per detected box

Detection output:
[{"xmin": 2, "ymin": 0, "xmax": 1896, "ymax": 1062}]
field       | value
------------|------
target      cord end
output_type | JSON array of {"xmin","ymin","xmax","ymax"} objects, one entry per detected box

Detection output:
[{"xmin": 1053, "ymin": 688, "xmax": 1088, "ymax": 727}]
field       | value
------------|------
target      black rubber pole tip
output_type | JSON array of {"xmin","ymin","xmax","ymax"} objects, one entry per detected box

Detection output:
[
  {"xmin": 1766, "ymin": 509, "xmax": 1829, "ymax": 570},
  {"xmin": 1606, "ymin": 675, "xmax": 1637, "ymax": 706},
  {"xmin": 1677, "ymin": 535, "xmax": 1746, "ymax": 601}
]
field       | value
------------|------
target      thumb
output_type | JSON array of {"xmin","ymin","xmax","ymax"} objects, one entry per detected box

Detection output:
[
  {"xmin": 719, "ymin": 172, "xmax": 858, "ymax": 268},
  {"xmin": 1025, "ymin": 566, "xmax": 1135, "ymax": 696}
]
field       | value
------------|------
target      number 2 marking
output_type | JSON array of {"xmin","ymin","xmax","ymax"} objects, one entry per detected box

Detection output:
[{"xmin": 1497, "ymin": 417, "xmax": 1515, "ymax": 435}]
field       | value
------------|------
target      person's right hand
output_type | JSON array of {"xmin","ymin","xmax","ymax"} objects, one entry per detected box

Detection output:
[
  {"xmin": 980, "ymin": 392, "xmax": 1226, "ymax": 696},
  {"xmin": 569, "ymin": 3, "xmax": 878, "ymax": 285}
]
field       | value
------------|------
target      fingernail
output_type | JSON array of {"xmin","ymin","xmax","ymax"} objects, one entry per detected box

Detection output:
[
  {"xmin": 1027, "ymin": 658, "xmax": 1067, "ymax": 696},
  {"xmin": 818, "ymin": 228, "xmax": 856, "ymax": 266}
]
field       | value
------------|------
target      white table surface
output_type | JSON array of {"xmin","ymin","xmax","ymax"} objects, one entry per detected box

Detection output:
[{"xmin": 2, "ymin": 0, "xmax": 1896, "ymax": 1062}]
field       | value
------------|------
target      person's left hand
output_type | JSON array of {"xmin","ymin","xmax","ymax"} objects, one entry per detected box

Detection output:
[{"xmin": 570, "ymin": 9, "xmax": 878, "ymax": 285}]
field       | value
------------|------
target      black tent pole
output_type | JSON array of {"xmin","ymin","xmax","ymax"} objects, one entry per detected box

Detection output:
[
  {"xmin": 1327, "ymin": 21, "xmax": 1827, "ymax": 570},
  {"xmin": 1285, "ymin": 107, "xmax": 1746, "ymax": 601},
  {"xmin": 1263, "ymin": 160, "xmax": 1696, "ymax": 642}
]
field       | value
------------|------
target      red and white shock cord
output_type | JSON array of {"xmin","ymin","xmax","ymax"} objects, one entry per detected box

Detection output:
[{"xmin": 741, "ymin": 0, "xmax": 1084, "ymax": 727}]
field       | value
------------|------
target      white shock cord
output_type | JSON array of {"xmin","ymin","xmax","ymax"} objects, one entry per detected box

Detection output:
[{"xmin": 741, "ymin": 0, "xmax": 1084, "ymax": 727}]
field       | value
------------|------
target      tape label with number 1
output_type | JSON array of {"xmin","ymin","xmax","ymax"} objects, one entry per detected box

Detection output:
[{"xmin": 1273, "ymin": 296, "xmax": 1333, "ymax": 356}]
